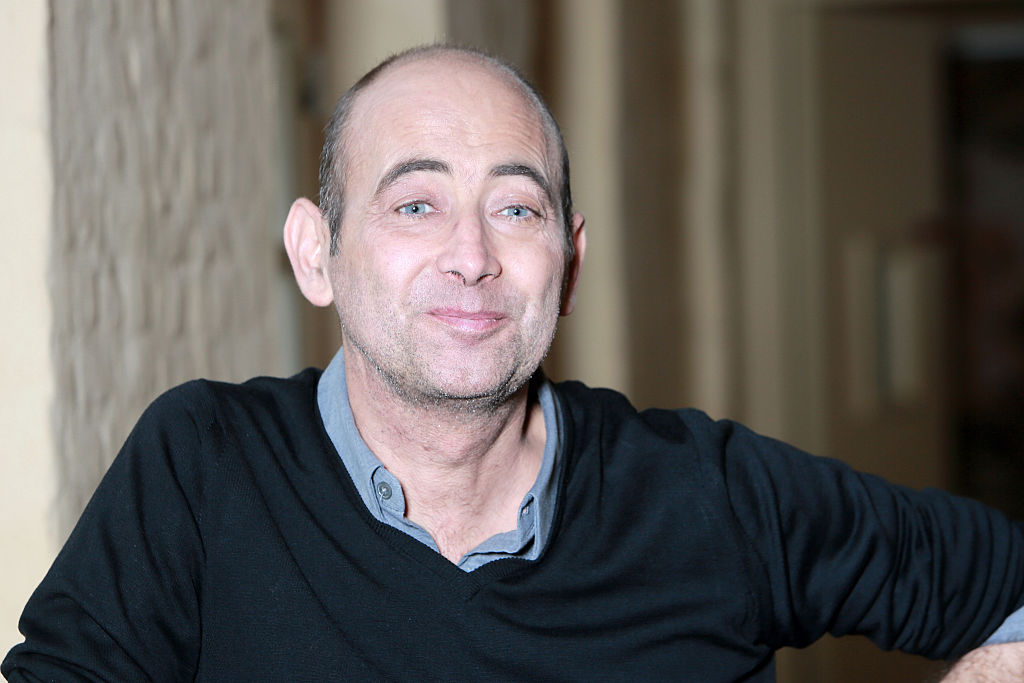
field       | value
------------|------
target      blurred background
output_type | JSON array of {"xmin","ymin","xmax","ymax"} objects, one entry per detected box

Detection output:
[{"xmin": 3, "ymin": 0, "xmax": 1023, "ymax": 679}]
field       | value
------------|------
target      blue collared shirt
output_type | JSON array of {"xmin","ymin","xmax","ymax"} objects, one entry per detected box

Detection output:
[
  {"xmin": 987, "ymin": 607, "xmax": 1024, "ymax": 645},
  {"xmin": 317, "ymin": 350, "xmax": 563, "ymax": 571}
]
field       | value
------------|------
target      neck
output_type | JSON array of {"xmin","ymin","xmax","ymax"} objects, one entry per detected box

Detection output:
[{"xmin": 342, "ymin": 347, "xmax": 546, "ymax": 563}]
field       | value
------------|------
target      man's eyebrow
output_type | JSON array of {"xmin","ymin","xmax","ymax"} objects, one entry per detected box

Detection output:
[
  {"xmin": 490, "ymin": 164, "xmax": 554, "ymax": 206},
  {"xmin": 374, "ymin": 158, "xmax": 452, "ymax": 198}
]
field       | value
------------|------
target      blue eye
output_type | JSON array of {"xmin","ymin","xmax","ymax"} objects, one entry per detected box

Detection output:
[
  {"xmin": 398, "ymin": 202, "xmax": 434, "ymax": 216},
  {"xmin": 498, "ymin": 206, "xmax": 535, "ymax": 219}
]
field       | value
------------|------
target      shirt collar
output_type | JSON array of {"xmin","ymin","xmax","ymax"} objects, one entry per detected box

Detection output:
[{"xmin": 316, "ymin": 349, "xmax": 562, "ymax": 569}]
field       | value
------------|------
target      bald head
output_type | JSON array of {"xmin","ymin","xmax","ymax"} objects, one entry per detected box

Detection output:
[{"xmin": 317, "ymin": 45, "xmax": 574, "ymax": 261}]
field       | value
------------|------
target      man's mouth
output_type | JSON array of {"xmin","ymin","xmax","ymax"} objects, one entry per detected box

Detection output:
[{"xmin": 428, "ymin": 308, "xmax": 507, "ymax": 333}]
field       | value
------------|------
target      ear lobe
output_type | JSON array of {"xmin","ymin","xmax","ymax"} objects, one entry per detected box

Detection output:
[
  {"xmin": 560, "ymin": 212, "xmax": 586, "ymax": 316},
  {"xmin": 283, "ymin": 198, "xmax": 334, "ymax": 307}
]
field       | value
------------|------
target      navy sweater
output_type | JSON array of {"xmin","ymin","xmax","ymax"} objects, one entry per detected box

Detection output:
[{"xmin": 5, "ymin": 370, "xmax": 1024, "ymax": 681}]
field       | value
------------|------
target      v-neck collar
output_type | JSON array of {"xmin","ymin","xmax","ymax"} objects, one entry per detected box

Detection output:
[
  {"xmin": 297, "ymin": 372, "xmax": 577, "ymax": 603},
  {"xmin": 316, "ymin": 349, "xmax": 563, "ymax": 571}
]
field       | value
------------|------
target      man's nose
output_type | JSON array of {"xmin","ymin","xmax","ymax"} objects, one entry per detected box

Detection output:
[{"xmin": 436, "ymin": 211, "xmax": 501, "ymax": 285}]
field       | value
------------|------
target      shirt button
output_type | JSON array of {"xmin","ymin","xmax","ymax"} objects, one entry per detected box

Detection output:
[
  {"xmin": 521, "ymin": 504, "xmax": 532, "ymax": 518},
  {"xmin": 376, "ymin": 481, "xmax": 393, "ymax": 501}
]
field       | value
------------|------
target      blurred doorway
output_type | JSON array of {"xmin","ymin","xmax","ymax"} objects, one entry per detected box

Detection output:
[{"xmin": 767, "ymin": 2, "xmax": 1024, "ymax": 681}]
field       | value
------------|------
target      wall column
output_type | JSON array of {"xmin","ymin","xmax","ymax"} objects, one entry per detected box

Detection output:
[
  {"xmin": 0, "ymin": 1, "xmax": 57, "ymax": 651},
  {"xmin": 550, "ymin": 0, "xmax": 630, "ymax": 393}
]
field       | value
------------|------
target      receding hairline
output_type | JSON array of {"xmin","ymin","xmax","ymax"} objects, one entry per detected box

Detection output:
[
  {"xmin": 359, "ymin": 47, "xmax": 544, "ymax": 111},
  {"xmin": 342, "ymin": 48, "xmax": 560, "ymax": 191},
  {"xmin": 348, "ymin": 45, "xmax": 553, "ymax": 128}
]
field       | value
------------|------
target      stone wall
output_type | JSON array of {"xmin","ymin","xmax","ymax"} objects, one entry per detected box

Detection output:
[{"xmin": 49, "ymin": 0, "xmax": 281, "ymax": 535}]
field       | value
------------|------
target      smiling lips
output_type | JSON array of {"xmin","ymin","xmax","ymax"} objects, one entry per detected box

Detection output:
[{"xmin": 429, "ymin": 308, "xmax": 507, "ymax": 334}]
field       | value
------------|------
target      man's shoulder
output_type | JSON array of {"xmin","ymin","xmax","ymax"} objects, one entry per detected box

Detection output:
[
  {"xmin": 139, "ymin": 367, "xmax": 325, "ymax": 435},
  {"xmin": 117, "ymin": 367, "xmax": 330, "ymax": 489},
  {"xmin": 156, "ymin": 367, "xmax": 321, "ymax": 404},
  {"xmin": 549, "ymin": 377, "xmax": 719, "ymax": 440},
  {"xmin": 548, "ymin": 378, "xmax": 736, "ymax": 484}
]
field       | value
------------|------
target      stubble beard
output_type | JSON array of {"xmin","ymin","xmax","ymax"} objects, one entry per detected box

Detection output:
[{"xmin": 339, "ymin": 312, "xmax": 558, "ymax": 418}]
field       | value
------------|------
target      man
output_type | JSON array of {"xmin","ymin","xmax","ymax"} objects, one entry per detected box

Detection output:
[{"xmin": 4, "ymin": 45, "xmax": 1024, "ymax": 681}]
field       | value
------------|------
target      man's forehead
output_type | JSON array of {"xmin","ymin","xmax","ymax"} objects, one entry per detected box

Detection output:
[
  {"xmin": 362, "ymin": 51, "xmax": 522, "ymax": 100},
  {"xmin": 345, "ymin": 54, "xmax": 554, "ymax": 179}
]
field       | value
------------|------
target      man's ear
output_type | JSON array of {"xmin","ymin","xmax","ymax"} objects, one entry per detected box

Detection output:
[
  {"xmin": 560, "ymin": 212, "xmax": 586, "ymax": 316},
  {"xmin": 283, "ymin": 198, "xmax": 334, "ymax": 307}
]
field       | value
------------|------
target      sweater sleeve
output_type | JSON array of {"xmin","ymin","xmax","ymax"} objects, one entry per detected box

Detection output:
[
  {"xmin": 712, "ymin": 417, "xmax": 1024, "ymax": 660},
  {"xmin": 2, "ymin": 387, "xmax": 206, "ymax": 682}
]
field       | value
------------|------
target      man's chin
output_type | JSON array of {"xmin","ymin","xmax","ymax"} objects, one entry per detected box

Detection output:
[
  {"xmin": 346, "ymin": 336, "xmax": 539, "ymax": 412},
  {"xmin": 418, "ymin": 379, "xmax": 522, "ymax": 411},
  {"xmin": 397, "ymin": 367, "xmax": 535, "ymax": 413}
]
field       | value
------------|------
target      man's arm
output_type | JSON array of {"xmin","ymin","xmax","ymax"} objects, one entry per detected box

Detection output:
[
  {"xmin": 944, "ymin": 608, "xmax": 1024, "ymax": 681},
  {"xmin": 2, "ymin": 388, "xmax": 204, "ymax": 681},
  {"xmin": 711, "ymin": 415, "xmax": 1024, "ymax": 657},
  {"xmin": 943, "ymin": 642, "xmax": 1024, "ymax": 682}
]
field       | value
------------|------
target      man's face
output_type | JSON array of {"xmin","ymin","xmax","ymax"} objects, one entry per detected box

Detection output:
[{"xmin": 327, "ymin": 57, "xmax": 580, "ymax": 408}]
